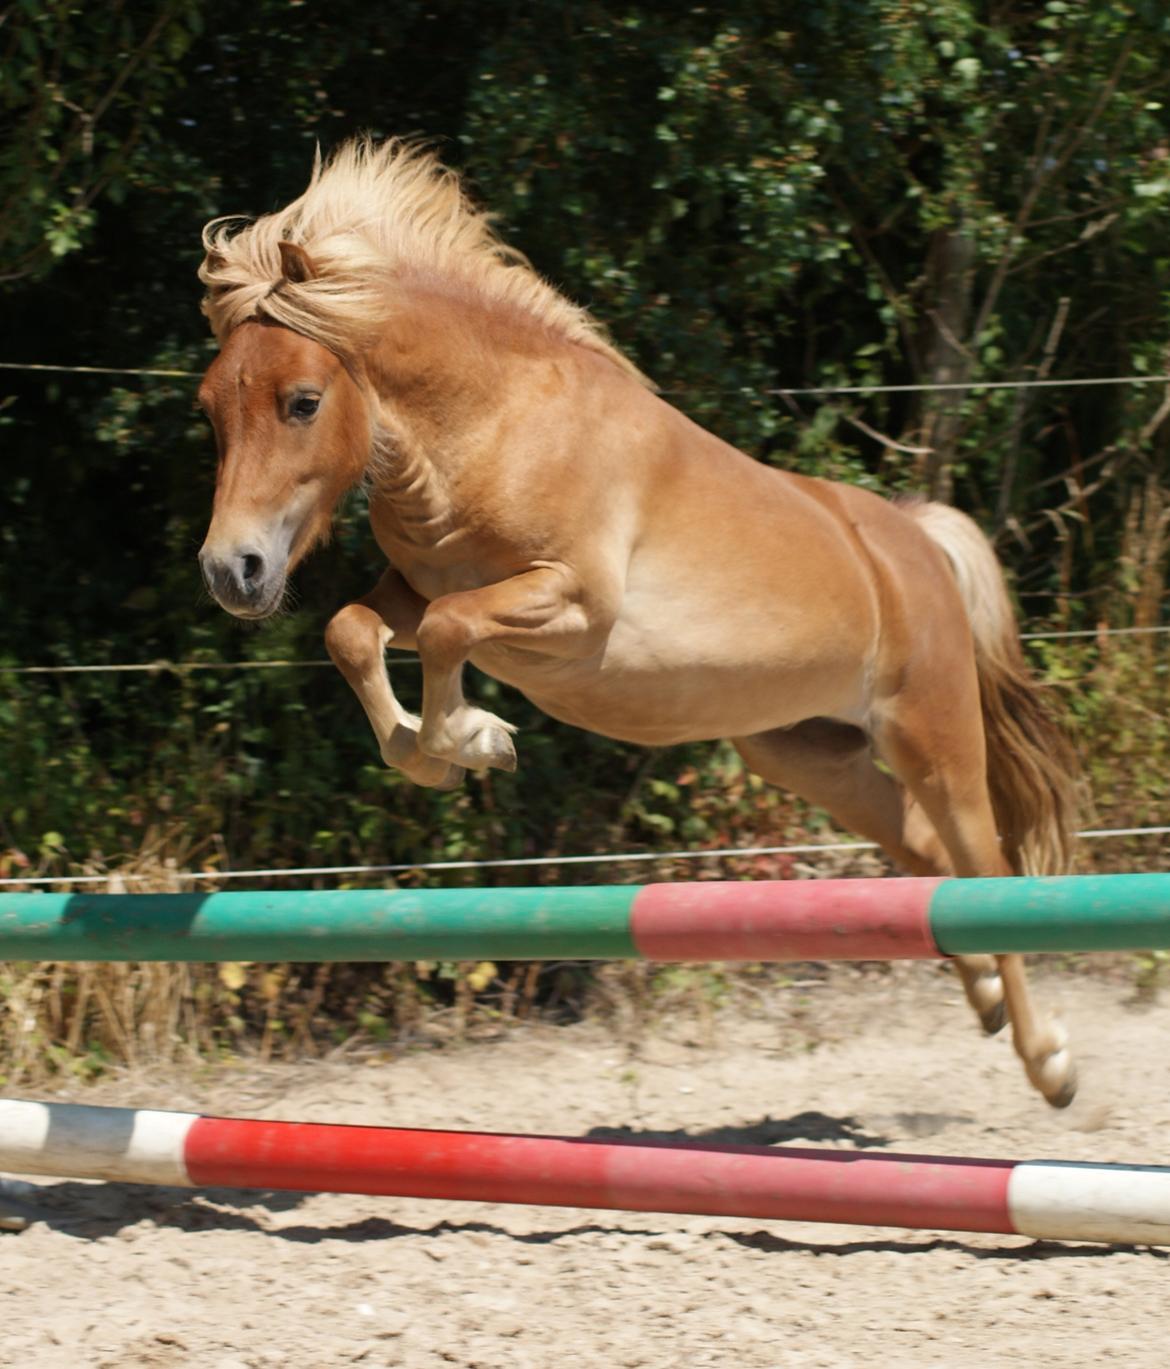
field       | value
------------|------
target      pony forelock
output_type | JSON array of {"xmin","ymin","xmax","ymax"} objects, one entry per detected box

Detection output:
[{"xmin": 198, "ymin": 137, "xmax": 648, "ymax": 381}]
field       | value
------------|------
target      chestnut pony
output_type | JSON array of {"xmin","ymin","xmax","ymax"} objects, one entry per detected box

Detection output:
[{"xmin": 197, "ymin": 139, "xmax": 1079, "ymax": 1105}]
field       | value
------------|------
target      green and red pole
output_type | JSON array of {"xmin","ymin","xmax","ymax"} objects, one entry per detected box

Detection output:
[{"xmin": 0, "ymin": 875, "xmax": 1168, "ymax": 962}]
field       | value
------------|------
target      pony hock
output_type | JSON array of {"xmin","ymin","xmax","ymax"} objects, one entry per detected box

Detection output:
[{"xmin": 195, "ymin": 139, "xmax": 1080, "ymax": 1105}]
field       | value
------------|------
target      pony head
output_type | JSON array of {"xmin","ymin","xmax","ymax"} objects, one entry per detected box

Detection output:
[{"xmin": 196, "ymin": 246, "xmax": 370, "ymax": 618}]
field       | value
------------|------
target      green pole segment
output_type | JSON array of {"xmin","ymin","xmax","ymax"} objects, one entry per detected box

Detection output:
[
  {"xmin": 0, "ymin": 888, "xmax": 640, "ymax": 962},
  {"xmin": 931, "ymin": 875, "xmax": 1170, "ymax": 955}
]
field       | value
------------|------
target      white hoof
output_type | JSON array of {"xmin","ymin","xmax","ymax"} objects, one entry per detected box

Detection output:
[
  {"xmin": 380, "ymin": 719, "xmax": 424, "ymax": 769},
  {"xmin": 409, "ymin": 756, "xmax": 467, "ymax": 790},
  {"xmin": 422, "ymin": 708, "xmax": 517, "ymax": 773},
  {"xmin": 461, "ymin": 720, "xmax": 517, "ymax": 772}
]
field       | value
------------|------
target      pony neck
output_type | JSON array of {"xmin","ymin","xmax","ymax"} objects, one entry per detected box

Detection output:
[{"xmin": 362, "ymin": 275, "xmax": 558, "ymax": 477}]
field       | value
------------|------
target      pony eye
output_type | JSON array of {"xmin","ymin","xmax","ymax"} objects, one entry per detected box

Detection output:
[{"xmin": 290, "ymin": 394, "xmax": 320, "ymax": 420}]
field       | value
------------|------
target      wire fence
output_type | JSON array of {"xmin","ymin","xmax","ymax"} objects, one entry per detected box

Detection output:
[
  {"xmin": 2, "ymin": 623, "xmax": 1167, "ymax": 677},
  {"xmin": 4, "ymin": 358, "xmax": 1170, "ymax": 395},
  {"xmin": 0, "ymin": 362, "xmax": 201, "ymax": 378},
  {"xmin": 1, "ymin": 824, "xmax": 1166, "ymax": 888},
  {"xmin": 1018, "ymin": 625, "xmax": 1170, "ymax": 640},
  {"xmin": 0, "ymin": 659, "xmax": 340, "ymax": 676}
]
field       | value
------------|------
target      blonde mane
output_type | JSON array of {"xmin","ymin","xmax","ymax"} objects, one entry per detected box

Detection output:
[{"xmin": 199, "ymin": 137, "xmax": 649, "ymax": 384}]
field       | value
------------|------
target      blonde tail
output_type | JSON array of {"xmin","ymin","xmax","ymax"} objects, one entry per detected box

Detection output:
[{"xmin": 909, "ymin": 502, "xmax": 1081, "ymax": 874}]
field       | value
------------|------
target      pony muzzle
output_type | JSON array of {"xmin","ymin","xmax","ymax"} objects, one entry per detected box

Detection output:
[{"xmin": 199, "ymin": 542, "xmax": 286, "ymax": 619}]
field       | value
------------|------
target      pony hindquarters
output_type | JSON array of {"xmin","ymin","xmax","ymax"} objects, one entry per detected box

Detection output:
[
  {"xmin": 908, "ymin": 500, "xmax": 1080, "ymax": 877},
  {"xmin": 745, "ymin": 494, "xmax": 1078, "ymax": 1104}
]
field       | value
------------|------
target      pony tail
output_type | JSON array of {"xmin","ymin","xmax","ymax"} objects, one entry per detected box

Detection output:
[{"xmin": 909, "ymin": 502, "xmax": 1081, "ymax": 875}]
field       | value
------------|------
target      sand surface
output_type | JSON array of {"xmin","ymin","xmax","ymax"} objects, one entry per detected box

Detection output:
[{"xmin": 3, "ymin": 962, "xmax": 1169, "ymax": 1367}]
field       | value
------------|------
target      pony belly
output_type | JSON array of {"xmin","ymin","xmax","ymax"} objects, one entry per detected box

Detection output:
[{"xmin": 474, "ymin": 651, "xmax": 870, "ymax": 748}]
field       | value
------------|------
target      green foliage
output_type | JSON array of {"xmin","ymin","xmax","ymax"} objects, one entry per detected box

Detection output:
[
  {"xmin": 0, "ymin": 2, "xmax": 205, "ymax": 281},
  {"xmin": 461, "ymin": 2, "xmax": 1170, "ymax": 517}
]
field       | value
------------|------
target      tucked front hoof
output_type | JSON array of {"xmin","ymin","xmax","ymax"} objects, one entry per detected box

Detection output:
[
  {"xmin": 382, "ymin": 732, "xmax": 421, "ymax": 770},
  {"xmin": 422, "ymin": 708, "xmax": 518, "ymax": 774},
  {"xmin": 464, "ymin": 723, "xmax": 517, "ymax": 773},
  {"xmin": 409, "ymin": 756, "xmax": 466, "ymax": 790},
  {"xmin": 432, "ymin": 762, "xmax": 466, "ymax": 792}
]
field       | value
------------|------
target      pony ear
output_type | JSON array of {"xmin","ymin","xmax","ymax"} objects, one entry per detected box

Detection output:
[{"xmin": 278, "ymin": 240, "xmax": 318, "ymax": 284}]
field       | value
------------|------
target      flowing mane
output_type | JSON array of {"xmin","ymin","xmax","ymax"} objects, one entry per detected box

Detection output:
[{"xmin": 199, "ymin": 137, "xmax": 649, "ymax": 383}]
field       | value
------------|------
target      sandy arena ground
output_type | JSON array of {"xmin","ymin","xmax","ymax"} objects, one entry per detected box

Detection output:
[{"xmin": 3, "ymin": 961, "xmax": 1169, "ymax": 1368}]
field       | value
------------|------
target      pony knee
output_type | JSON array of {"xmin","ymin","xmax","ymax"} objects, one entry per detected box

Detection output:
[{"xmin": 325, "ymin": 603, "xmax": 389, "ymax": 675}]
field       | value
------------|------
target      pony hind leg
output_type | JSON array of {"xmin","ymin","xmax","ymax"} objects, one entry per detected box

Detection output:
[
  {"xmin": 735, "ymin": 719, "xmax": 947, "ymax": 873},
  {"xmin": 872, "ymin": 691, "xmax": 1075, "ymax": 1108},
  {"xmin": 734, "ymin": 720, "xmax": 1007, "ymax": 1034}
]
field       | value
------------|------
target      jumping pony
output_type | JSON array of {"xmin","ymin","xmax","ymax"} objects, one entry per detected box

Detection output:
[{"xmin": 197, "ymin": 139, "xmax": 1080, "ymax": 1106}]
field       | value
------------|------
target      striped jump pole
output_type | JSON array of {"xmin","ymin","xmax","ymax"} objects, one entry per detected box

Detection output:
[
  {"xmin": 2, "ymin": 1100, "xmax": 1168, "ymax": 1246},
  {"xmin": 1, "ymin": 874, "xmax": 1169, "ymax": 962}
]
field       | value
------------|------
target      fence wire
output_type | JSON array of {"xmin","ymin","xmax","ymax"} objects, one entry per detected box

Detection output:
[{"xmin": 1, "ymin": 824, "xmax": 1166, "ymax": 888}]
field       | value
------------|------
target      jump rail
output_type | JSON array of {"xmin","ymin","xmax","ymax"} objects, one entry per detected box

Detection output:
[
  {"xmin": 0, "ymin": 874, "xmax": 1168, "ymax": 962},
  {"xmin": 2, "ymin": 1100, "xmax": 1168, "ymax": 1246},
  {"xmin": 6, "ymin": 875, "xmax": 1170, "ymax": 1247}
]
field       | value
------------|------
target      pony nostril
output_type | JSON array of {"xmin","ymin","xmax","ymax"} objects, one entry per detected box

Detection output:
[{"xmin": 200, "ymin": 544, "xmax": 277, "ymax": 614}]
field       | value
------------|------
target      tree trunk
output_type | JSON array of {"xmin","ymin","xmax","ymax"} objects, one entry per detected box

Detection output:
[{"xmin": 910, "ymin": 228, "xmax": 976, "ymax": 502}]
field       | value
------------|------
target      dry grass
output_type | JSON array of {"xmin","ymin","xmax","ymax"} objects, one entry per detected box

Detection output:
[
  {"xmin": 0, "ymin": 838, "xmax": 888, "ymax": 1085},
  {"xmin": 1, "ymin": 828, "xmax": 589, "ymax": 1085},
  {"xmin": 2, "ymin": 851, "xmax": 210, "ymax": 1085}
]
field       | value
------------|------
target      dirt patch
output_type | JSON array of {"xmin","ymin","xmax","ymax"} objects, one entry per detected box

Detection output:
[{"xmin": 3, "ymin": 963, "xmax": 1169, "ymax": 1367}]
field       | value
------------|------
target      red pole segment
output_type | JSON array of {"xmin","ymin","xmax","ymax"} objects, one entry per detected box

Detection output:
[
  {"xmin": 629, "ymin": 877, "xmax": 946, "ymax": 962},
  {"xmin": 185, "ymin": 1118, "xmax": 1014, "ymax": 1234}
]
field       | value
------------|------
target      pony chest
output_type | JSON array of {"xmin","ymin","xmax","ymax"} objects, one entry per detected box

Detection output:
[
  {"xmin": 381, "ymin": 537, "xmax": 529, "ymax": 605},
  {"xmin": 369, "ymin": 500, "xmax": 545, "ymax": 605},
  {"xmin": 368, "ymin": 501, "xmax": 483, "ymax": 593}
]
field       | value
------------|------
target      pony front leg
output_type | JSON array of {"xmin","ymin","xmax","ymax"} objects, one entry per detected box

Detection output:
[
  {"xmin": 325, "ymin": 567, "xmax": 464, "ymax": 790},
  {"xmin": 415, "ymin": 567, "xmax": 595, "ymax": 773}
]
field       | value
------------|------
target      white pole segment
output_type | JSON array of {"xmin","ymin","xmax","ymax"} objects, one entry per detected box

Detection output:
[
  {"xmin": 1008, "ymin": 1161, "xmax": 1170, "ymax": 1244},
  {"xmin": 0, "ymin": 1100, "xmax": 196, "ymax": 1186}
]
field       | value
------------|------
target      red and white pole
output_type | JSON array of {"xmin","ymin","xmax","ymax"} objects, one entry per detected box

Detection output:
[{"xmin": 2, "ymin": 1100, "xmax": 1168, "ymax": 1245}]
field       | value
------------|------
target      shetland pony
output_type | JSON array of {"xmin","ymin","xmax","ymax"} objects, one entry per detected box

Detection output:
[{"xmin": 197, "ymin": 140, "xmax": 1080, "ymax": 1105}]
